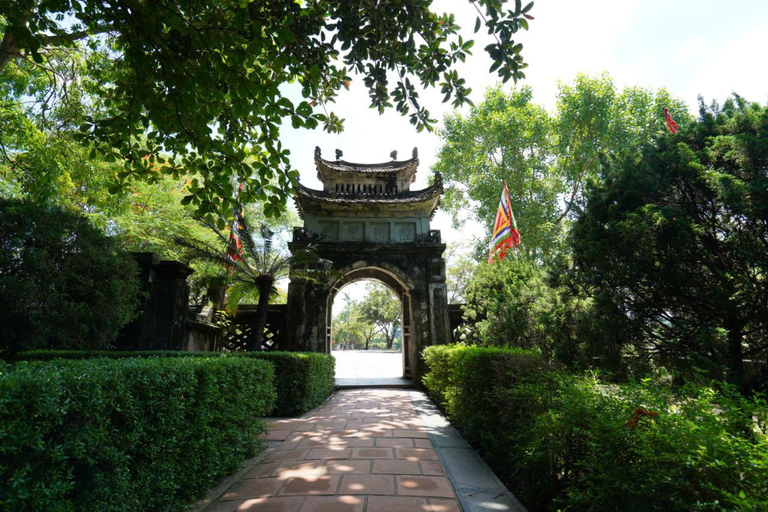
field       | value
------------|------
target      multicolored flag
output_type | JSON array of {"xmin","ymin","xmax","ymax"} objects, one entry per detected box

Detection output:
[
  {"xmin": 664, "ymin": 108, "xmax": 679, "ymax": 134},
  {"xmin": 488, "ymin": 180, "xmax": 520, "ymax": 263},
  {"xmin": 225, "ymin": 183, "xmax": 245, "ymax": 271},
  {"xmin": 226, "ymin": 218, "xmax": 243, "ymax": 264}
]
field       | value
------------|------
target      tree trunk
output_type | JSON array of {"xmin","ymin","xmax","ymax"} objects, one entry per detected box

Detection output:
[
  {"xmin": 726, "ymin": 317, "xmax": 745, "ymax": 392},
  {"xmin": 248, "ymin": 278, "xmax": 274, "ymax": 351},
  {"xmin": 0, "ymin": 32, "xmax": 20, "ymax": 70}
]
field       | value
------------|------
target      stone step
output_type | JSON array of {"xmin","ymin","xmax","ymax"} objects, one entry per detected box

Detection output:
[{"xmin": 335, "ymin": 378, "xmax": 415, "ymax": 389}]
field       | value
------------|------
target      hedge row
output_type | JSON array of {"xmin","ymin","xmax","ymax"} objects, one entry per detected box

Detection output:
[
  {"xmin": 246, "ymin": 352, "xmax": 335, "ymax": 416},
  {"xmin": 14, "ymin": 350, "xmax": 336, "ymax": 416},
  {"xmin": 1, "ymin": 356, "xmax": 275, "ymax": 511},
  {"xmin": 13, "ymin": 350, "xmax": 213, "ymax": 360},
  {"xmin": 422, "ymin": 345, "xmax": 768, "ymax": 512}
]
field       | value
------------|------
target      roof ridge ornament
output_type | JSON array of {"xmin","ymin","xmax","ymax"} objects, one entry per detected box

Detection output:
[
  {"xmin": 412, "ymin": 147, "xmax": 418, "ymax": 159},
  {"xmin": 314, "ymin": 146, "xmax": 321, "ymax": 158},
  {"xmin": 390, "ymin": 150, "xmax": 397, "ymax": 160},
  {"xmin": 335, "ymin": 149, "xmax": 343, "ymax": 160}
]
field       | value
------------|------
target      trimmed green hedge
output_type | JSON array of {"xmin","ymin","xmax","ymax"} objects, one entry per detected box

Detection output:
[
  {"xmin": 13, "ymin": 350, "xmax": 214, "ymax": 361},
  {"xmin": 14, "ymin": 350, "xmax": 336, "ymax": 416},
  {"xmin": 1, "ymin": 356, "xmax": 276, "ymax": 511},
  {"xmin": 243, "ymin": 352, "xmax": 335, "ymax": 416},
  {"xmin": 423, "ymin": 345, "xmax": 768, "ymax": 512}
]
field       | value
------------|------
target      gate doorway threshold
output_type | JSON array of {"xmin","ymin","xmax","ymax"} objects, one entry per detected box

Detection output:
[{"xmin": 335, "ymin": 377, "xmax": 414, "ymax": 389}]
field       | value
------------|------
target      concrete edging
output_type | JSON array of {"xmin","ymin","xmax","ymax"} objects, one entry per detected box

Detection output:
[
  {"xmin": 190, "ymin": 447, "xmax": 274, "ymax": 511},
  {"xmin": 408, "ymin": 391, "xmax": 528, "ymax": 512}
]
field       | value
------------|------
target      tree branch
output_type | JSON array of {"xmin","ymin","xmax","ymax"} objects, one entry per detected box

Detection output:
[
  {"xmin": 554, "ymin": 173, "xmax": 583, "ymax": 224},
  {"xmin": 1, "ymin": 24, "xmax": 114, "ymax": 71},
  {"xmin": 44, "ymin": 25, "xmax": 114, "ymax": 47}
]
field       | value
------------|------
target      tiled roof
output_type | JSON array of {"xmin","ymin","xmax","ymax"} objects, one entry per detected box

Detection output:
[
  {"xmin": 316, "ymin": 156, "xmax": 419, "ymax": 174},
  {"xmin": 294, "ymin": 173, "xmax": 443, "ymax": 219}
]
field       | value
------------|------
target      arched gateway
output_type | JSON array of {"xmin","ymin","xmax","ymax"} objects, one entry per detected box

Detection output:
[{"xmin": 284, "ymin": 148, "xmax": 450, "ymax": 381}]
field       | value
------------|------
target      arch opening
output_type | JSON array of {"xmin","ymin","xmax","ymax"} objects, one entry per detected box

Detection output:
[{"xmin": 326, "ymin": 266, "xmax": 414, "ymax": 380}]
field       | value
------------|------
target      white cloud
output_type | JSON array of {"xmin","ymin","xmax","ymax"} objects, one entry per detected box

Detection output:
[
  {"xmin": 521, "ymin": 0, "xmax": 640, "ymax": 107},
  {"xmin": 677, "ymin": 36, "xmax": 705, "ymax": 59},
  {"xmin": 685, "ymin": 22, "xmax": 768, "ymax": 106}
]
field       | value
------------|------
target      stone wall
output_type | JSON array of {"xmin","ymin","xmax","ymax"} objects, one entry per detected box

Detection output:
[
  {"xmin": 285, "ymin": 234, "xmax": 450, "ymax": 381},
  {"xmin": 115, "ymin": 253, "xmax": 193, "ymax": 351}
]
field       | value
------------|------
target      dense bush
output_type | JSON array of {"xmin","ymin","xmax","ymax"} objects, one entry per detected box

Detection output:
[
  {"xmin": 459, "ymin": 256, "xmax": 639, "ymax": 377},
  {"xmin": 13, "ymin": 349, "xmax": 336, "ymax": 416},
  {"xmin": 422, "ymin": 344, "xmax": 547, "ymax": 460},
  {"xmin": 0, "ymin": 199, "xmax": 140, "ymax": 355},
  {"xmin": 0, "ymin": 356, "xmax": 275, "ymax": 511},
  {"xmin": 241, "ymin": 351, "xmax": 335, "ymax": 416},
  {"xmin": 423, "ymin": 345, "xmax": 768, "ymax": 511},
  {"xmin": 572, "ymin": 99, "xmax": 768, "ymax": 389},
  {"xmin": 461, "ymin": 257, "xmax": 558, "ymax": 355}
]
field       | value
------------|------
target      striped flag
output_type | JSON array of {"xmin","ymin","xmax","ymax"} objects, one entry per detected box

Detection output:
[
  {"xmin": 226, "ymin": 218, "xmax": 243, "ymax": 263},
  {"xmin": 664, "ymin": 108, "xmax": 679, "ymax": 134},
  {"xmin": 225, "ymin": 183, "xmax": 245, "ymax": 271},
  {"xmin": 488, "ymin": 180, "xmax": 520, "ymax": 263}
]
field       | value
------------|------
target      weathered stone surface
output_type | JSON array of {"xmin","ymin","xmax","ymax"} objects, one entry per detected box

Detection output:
[
  {"xmin": 116, "ymin": 253, "xmax": 192, "ymax": 351},
  {"xmin": 285, "ymin": 150, "xmax": 451, "ymax": 382},
  {"xmin": 285, "ymin": 241, "xmax": 449, "ymax": 381}
]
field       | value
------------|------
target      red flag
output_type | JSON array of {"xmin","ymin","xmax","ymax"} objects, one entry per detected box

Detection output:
[
  {"xmin": 623, "ymin": 407, "xmax": 658, "ymax": 428},
  {"xmin": 664, "ymin": 108, "xmax": 679, "ymax": 134}
]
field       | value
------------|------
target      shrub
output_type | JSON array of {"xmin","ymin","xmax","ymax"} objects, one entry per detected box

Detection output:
[
  {"xmin": 461, "ymin": 256, "xmax": 558, "ymax": 356},
  {"xmin": 242, "ymin": 351, "xmax": 336, "ymax": 416},
  {"xmin": 0, "ymin": 199, "xmax": 141, "ymax": 355},
  {"xmin": 0, "ymin": 356, "xmax": 276, "ymax": 511},
  {"xmin": 551, "ymin": 379, "xmax": 768, "ymax": 511},
  {"xmin": 422, "ymin": 344, "xmax": 549, "ymax": 490},
  {"xmin": 422, "ymin": 345, "xmax": 768, "ymax": 511},
  {"xmin": 422, "ymin": 344, "xmax": 544, "ymax": 426},
  {"xmin": 13, "ymin": 349, "xmax": 336, "ymax": 416}
]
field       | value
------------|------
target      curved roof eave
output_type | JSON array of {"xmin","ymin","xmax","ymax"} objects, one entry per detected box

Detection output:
[
  {"xmin": 293, "ymin": 174, "xmax": 443, "ymax": 220},
  {"xmin": 315, "ymin": 155, "xmax": 419, "ymax": 177}
]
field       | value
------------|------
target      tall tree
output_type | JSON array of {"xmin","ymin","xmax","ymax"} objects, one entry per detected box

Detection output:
[
  {"xmin": 1, "ymin": 0, "xmax": 535, "ymax": 216},
  {"xmin": 434, "ymin": 75, "xmax": 690, "ymax": 262},
  {"xmin": 0, "ymin": 40, "xmax": 124, "ymax": 212},
  {"xmin": 332, "ymin": 298, "xmax": 378, "ymax": 350},
  {"xmin": 0, "ymin": 199, "xmax": 140, "ymax": 356},
  {"xmin": 435, "ymin": 85, "xmax": 559, "ymax": 260},
  {"xmin": 572, "ymin": 96, "xmax": 768, "ymax": 389},
  {"xmin": 359, "ymin": 282, "xmax": 402, "ymax": 350},
  {"xmin": 445, "ymin": 243, "xmax": 477, "ymax": 303}
]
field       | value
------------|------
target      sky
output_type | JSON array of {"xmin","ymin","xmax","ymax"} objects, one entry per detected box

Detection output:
[{"xmin": 276, "ymin": 0, "xmax": 768, "ymax": 306}]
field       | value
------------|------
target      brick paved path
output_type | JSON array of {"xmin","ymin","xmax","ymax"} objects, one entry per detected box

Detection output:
[{"xmin": 205, "ymin": 389, "xmax": 462, "ymax": 512}]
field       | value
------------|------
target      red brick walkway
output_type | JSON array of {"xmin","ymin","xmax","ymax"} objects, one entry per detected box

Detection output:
[{"xmin": 205, "ymin": 389, "xmax": 462, "ymax": 512}]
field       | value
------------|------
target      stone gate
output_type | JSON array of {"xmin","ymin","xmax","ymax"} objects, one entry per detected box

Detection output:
[{"xmin": 284, "ymin": 148, "xmax": 450, "ymax": 381}]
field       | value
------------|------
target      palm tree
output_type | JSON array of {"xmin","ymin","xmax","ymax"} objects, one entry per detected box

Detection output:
[{"xmin": 178, "ymin": 213, "xmax": 327, "ymax": 351}]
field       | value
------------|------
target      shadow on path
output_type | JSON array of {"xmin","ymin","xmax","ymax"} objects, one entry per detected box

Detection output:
[{"xmin": 199, "ymin": 389, "xmax": 527, "ymax": 512}]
